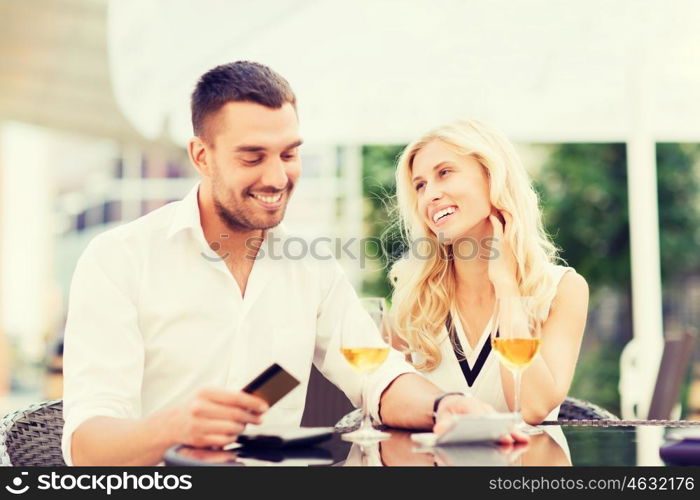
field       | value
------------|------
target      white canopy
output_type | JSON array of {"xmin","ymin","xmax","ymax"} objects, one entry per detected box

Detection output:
[{"xmin": 107, "ymin": 0, "xmax": 700, "ymax": 145}]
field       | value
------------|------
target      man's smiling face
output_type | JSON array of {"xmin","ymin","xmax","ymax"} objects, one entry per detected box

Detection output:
[{"xmin": 203, "ymin": 100, "xmax": 302, "ymax": 231}]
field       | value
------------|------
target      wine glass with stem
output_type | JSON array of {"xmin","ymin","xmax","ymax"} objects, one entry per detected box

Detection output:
[
  {"xmin": 340, "ymin": 297, "xmax": 392, "ymax": 443},
  {"xmin": 490, "ymin": 296, "xmax": 544, "ymax": 435}
]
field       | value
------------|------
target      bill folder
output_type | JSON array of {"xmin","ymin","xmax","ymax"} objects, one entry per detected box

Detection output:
[{"xmin": 236, "ymin": 426, "xmax": 335, "ymax": 448}]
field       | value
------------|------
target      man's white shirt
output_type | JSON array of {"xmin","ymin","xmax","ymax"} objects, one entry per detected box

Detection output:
[{"xmin": 61, "ymin": 183, "xmax": 415, "ymax": 465}]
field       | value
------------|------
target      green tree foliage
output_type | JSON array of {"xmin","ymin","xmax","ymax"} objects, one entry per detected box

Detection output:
[
  {"xmin": 535, "ymin": 143, "xmax": 700, "ymax": 292},
  {"xmin": 535, "ymin": 145, "xmax": 632, "ymax": 415},
  {"xmin": 535, "ymin": 143, "xmax": 700, "ymax": 414},
  {"xmin": 656, "ymin": 143, "xmax": 700, "ymax": 281},
  {"xmin": 361, "ymin": 145, "xmax": 406, "ymax": 298},
  {"xmin": 534, "ymin": 144, "xmax": 630, "ymax": 289}
]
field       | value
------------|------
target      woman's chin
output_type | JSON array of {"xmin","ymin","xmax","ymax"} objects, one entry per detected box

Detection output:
[
  {"xmin": 433, "ymin": 228, "xmax": 460, "ymax": 245},
  {"xmin": 433, "ymin": 224, "xmax": 478, "ymax": 244}
]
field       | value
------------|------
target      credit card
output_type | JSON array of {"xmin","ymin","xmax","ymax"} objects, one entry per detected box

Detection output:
[{"xmin": 242, "ymin": 363, "xmax": 300, "ymax": 407}]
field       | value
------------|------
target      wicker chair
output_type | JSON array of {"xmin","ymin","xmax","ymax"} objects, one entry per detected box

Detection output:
[
  {"xmin": 334, "ymin": 396, "xmax": 618, "ymax": 432},
  {"xmin": 334, "ymin": 408, "xmax": 364, "ymax": 433},
  {"xmin": 552, "ymin": 397, "xmax": 618, "ymax": 421},
  {"xmin": 0, "ymin": 400, "xmax": 66, "ymax": 466}
]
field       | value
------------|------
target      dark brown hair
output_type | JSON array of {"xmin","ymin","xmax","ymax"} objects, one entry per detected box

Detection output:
[{"xmin": 191, "ymin": 61, "xmax": 296, "ymax": 139}]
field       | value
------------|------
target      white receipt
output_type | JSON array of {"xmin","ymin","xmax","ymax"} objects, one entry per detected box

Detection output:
[{"xmin": 412, "ymin": 413, "xmax": 520, "ymax": 446}]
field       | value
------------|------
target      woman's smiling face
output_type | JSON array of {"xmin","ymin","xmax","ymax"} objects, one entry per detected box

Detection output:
[{"xmin": 411, "ymin": 139, "xmax": 492, "ymax": 242}]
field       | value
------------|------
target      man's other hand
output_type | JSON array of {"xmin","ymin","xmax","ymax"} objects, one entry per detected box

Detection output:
[{"xmin": 171, "ymin": 388, "xmax": 268, "ymax": 448}]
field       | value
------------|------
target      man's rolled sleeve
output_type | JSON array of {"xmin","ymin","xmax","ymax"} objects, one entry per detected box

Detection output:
[
  {"xmin": 364, "ymin": 349, "xmax": 416, "ymax": 425},
  {"xmin": 61, "ymin": 233, "xmax": 144, "ymax": 466},
  {"xmin": 61, "ymin": 404, "xmax": 137, "ymax": 466},
  {"xmin": 313, "ymin": 258, "xmax": 416, "ymax": 424}
]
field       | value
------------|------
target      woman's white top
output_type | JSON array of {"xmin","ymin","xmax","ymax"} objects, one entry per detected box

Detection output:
[{"xmin": 413, "ymin": 264, "xmax": 573, "ymax": 422}]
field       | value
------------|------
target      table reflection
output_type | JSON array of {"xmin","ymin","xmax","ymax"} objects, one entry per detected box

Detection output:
[
  {"xmin": 170, "ymin": 444, "xmax": 334, "ymax": 466},
  {"xmin": 165, "ymin": 424, "xmax": 692, "ymax": 466},
  {"xmin": 175, "ymin": 446, "xmax": 242, "ymax": 466},
  {"xmin": 343, "ymin": 427, "xmax": 571, "ymax": 466}
]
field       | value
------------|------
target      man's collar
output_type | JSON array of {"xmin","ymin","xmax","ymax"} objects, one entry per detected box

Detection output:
[{"xmin": 166, "ymin": 182, "xmax": 202, "ymax": 240}]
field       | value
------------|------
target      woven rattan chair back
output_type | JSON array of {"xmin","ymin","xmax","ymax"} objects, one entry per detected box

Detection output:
[
  {"xmin": 554, "ymin": 397, "xmax": 619, "ymax": 421},
  {"xmin": 0, "ymin": 400, "xmax": 65, "ymax": 466}
]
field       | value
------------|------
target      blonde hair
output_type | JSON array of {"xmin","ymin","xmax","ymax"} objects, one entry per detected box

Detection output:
[{"xmin": 388, "ymin": 119, "xmax": 561, "ymax": 371}]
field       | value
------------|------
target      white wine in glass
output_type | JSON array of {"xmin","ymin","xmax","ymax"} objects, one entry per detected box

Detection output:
[
  {"xmin": 491, "ymin": 296, "xmax": 544, "ymax": 435},
  {"xmin": 491, "ymin": 338, "xmax": 541, "ymax": 371},
  {"xmin": 340, "ymin": 297, "xmax": 392, "ymax": 443},
  {"xmin": 340, "ymin": 347, "xmax": 390, "ymax": 374}
]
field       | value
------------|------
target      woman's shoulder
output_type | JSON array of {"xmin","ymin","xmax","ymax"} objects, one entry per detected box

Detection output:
[
  {"xmin": 547, "ymin": 262, "xmax": 572, "ymax": 279},
  {"xmin": 550, "ymin": 264, "xmax": 589, "ymax": 303}
]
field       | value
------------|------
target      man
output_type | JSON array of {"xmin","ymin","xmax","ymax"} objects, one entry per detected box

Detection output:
[{"xmin": 62, "ymin": 61, "xmax": 522, "ymax": 466}]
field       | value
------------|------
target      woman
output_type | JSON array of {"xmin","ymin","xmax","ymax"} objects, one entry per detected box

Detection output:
[{"xmin": 388, "ymin": 119, "xmax": 589, "ymax": 424}]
